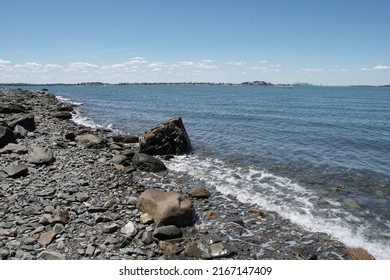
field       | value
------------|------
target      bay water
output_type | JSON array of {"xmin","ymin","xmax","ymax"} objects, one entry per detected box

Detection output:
[{"xmin": 18, "ymin": 85, "xmax": 390, "ymax": 259}]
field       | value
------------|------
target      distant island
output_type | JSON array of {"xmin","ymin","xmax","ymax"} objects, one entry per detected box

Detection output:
[{"xmin": 1, "ymin": 81, "xmax": 389, "ymax": 87}]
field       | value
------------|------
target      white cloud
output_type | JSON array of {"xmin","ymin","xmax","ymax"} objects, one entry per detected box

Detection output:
[
  {"xmin": 123, "ymin": 57, "xmax": 149, "ymax": 66},
  {"xmin": 372, "ymin": 65, "xmax": 390, "ymax": 71},
  {"xmin": 67, "ymin": 62, "xmax": 99, "ymax": 72},
  {"xmin": 225, "ymin": 61, "xmax": 246, "ymax": 66},
  {"xmin": 177, "ymin": 60, "xmax": 218, "ymax": 69},
  {"xmin": 299, "ymin": 68, "xmax": 324, "ymax": 73},
  {"xmin": 359, "ymin": 65, "xmax": 390, "ymax": 71},
  {"xmin": 0, "ymin": 59, "xmax": 11, "ymax": 65},
  {"xmin": 248, "ymin": 66, "xmax": 268, "ymax": 71},
  {"xmin": 260, "ymin": 60, "xmax": 268, "ymax": 63},
  {"xmin": 45, "ymin": 64, "xmax": 64, "ymax": 69},
  {"xmin": 11, "ymin": 62, "xmax": 43, "ymax": 72}
]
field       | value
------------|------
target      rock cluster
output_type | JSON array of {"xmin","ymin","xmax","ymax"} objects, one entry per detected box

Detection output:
[{"xmin": 0, "ymin": 88, "xmax": 371, "ymax": 260}]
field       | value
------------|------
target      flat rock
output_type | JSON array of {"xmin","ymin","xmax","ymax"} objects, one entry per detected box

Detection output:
[
  {"xmin": 2, "ymin": 165, "xmax": 28, "ymax": 178},
  {"xmin": 0, "ymin": 143, "xmax": 28, "ymax": 154},
  {"xmin": 75, "ymin": 134, "xmax": 105, "ymax": 149},
  {"xmin": 153, "ymin": 225, "xmax": 183, "ymax": 240},
  {"xmin": 137, "ymin": 189, "xmax": 195, "ymax": 227},
  {"xmin": 28, "ymin": 146, "xmax": 55, "ymax": 164},
  {"xmin": 38, "ymin": 231, "xmax": 57, "ymax": 246},
  {"xmin": 38, "ymin": 250, "xmax": 66, "ymax": 260}
]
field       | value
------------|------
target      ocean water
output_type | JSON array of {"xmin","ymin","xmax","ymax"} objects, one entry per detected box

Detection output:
[{"xmin": 19, "ymin": 85, "xmax": 390, "ymax": 259}]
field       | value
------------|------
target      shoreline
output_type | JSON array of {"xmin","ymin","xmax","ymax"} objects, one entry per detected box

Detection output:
[{"xmin": 0, "ymin": 87, "xmax": 376, "ymax": 260}]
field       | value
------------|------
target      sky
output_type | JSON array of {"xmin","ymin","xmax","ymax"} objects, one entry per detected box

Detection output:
[{"xmin": 0, "ymin": 0, "xmax": 389, "ymax": 85}]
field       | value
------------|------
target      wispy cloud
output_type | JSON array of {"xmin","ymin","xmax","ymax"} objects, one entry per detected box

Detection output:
[
  {"xmin": 225, "ymin": 61, "xmax": 246, "ymax": 66},
  {"xmin": 299, "ymin": 68, "xmax": 324, "ymax": 73},
  {"xmin": 359, "ymin": 65, "xmax": 390, "ymax": 71},
  {"xmin": 248, "ymin": 66, "xmax": 268, "ymax": 71},
  {"xmin": 0, "ymin": 59, "xmax": 11, "ymax": 66},
  {"xmin": 67, "ymin": 62, "xmax": 99, "ymax": 72},
  {"xmin": 372, "ymin": 65, "xmax": 390, "ymax": 71}
]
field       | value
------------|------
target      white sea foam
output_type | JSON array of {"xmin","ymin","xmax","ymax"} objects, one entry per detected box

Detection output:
[{"xmin": 165, "ymin": 155, "xmax": 390, "ymax": 260}]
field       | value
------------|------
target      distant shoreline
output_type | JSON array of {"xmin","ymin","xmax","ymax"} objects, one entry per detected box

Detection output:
[{"xmin": 2, "ymin": 82, "xmax": 389, "ymax": 87}]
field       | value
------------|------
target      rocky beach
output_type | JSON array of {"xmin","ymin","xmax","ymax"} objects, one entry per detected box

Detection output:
[{"xmin": 0, "ymin": 87, "xmax": 375, "ymax": 260}]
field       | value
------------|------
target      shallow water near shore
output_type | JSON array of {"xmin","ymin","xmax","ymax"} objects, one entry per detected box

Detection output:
[{"xmin": 16, "ymin": 85, "xmax": 390, "ymax": 259}]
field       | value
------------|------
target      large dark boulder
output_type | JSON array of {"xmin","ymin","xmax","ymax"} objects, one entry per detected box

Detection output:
[
  {"xmin": 0, "ymin": 103, "xmax": 27, "ymax": 114},
  {"xmin": 132, "ymin": 153, "xmax": 167, "ymax": 172},
  {"xmin": 0, "ymin": 125, "xmax": 17, "ymax": 149},
  {"xmin": 6, "ymin": 113, "xmax": 36, "ymax": 132},
  {"xmin": 138, "ymin": 117, "xmax": 191, "ymax": 155}
]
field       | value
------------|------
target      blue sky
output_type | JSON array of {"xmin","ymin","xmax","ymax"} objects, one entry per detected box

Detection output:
[{"xmin": 1, "ymin": 0, "xmax": 389, "ymax": 85}]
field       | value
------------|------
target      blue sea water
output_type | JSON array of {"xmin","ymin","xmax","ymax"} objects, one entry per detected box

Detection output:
[{"xmin": 19, "ymin": 85, "xmax": 390, "ymax": 258}]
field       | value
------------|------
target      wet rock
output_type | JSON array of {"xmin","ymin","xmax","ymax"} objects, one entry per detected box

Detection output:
[
  {"xmin": 0, "ymin": 125, "xmax": 16, "ymax": 149},
  {"xmin": 28, "ymin": 146, "xmax": 55, "ymax": 164},
  {"xmin": 226, "ymin": 215, "xmax": 245, "ymax": 227},
  {"xmin": 153, "ymin": 225, "xmax": 183, "ymax": 240},
  {"xmin": 52, "ymin": 111, "xmax": 72, "ymax": 120},
  {"xmin": 188, "ymin": 186, "xmax": 211, "ymax": 199},
  {"xmin": 137, "ymin": 189, "xmax": 195, "ymax": 227},
  {"xmin": 139, "ymin": 117, "xmax": 191, "ymax": 155},
  {"xmin": 209, "ymin": 243, "xmax": 237, "ymax": 258},
  {"xmin": 132, "ymin": 153, "xmax": 167, "ymax": 172},
  {"xmin": 345, "ymin": 247, "xmax": 375, "ymax": 260},
  {"xmin": 112, "ymin": 134, "xmax": 139, "ymax": 143}
]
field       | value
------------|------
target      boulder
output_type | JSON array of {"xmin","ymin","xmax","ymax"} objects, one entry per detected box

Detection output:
[
  {"xmin": 51, "ymin": 111, "xmax": 72, "ymax": 120},
  {"xmin": 0, "ymin": 126, "xmax": 16, "ymax": 149},
  {"xmin": 75, "ymin": 134, "xmax": 105, "ymax": 149},
  {"xmin": 132, "ymin": 153, "xmax": 167, "ymax": 172},
  {"xmin": 138, "ymin": 117, "xmax": 191, "ymax": 155},
  {"xmin": 346, "ymin": 247, "xmax": 375, "ymax": 260},
  {"xmin": 28, "ymin": 146, "xmax": 55, "ymax": 164},
  {"xmin": 137, "ymin": 189, "xmax": 195, "ymax": 227},
  {"xmin": 6, "ymin": 113, "xmax": 35, "ymax": 131},
  {"xmin": 0, "ymin": 103, "xmax": 27, "ymax": 114},
  {"xmin": 112, "ymin": 134, "xmax": 139, "ymax": 143}
]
